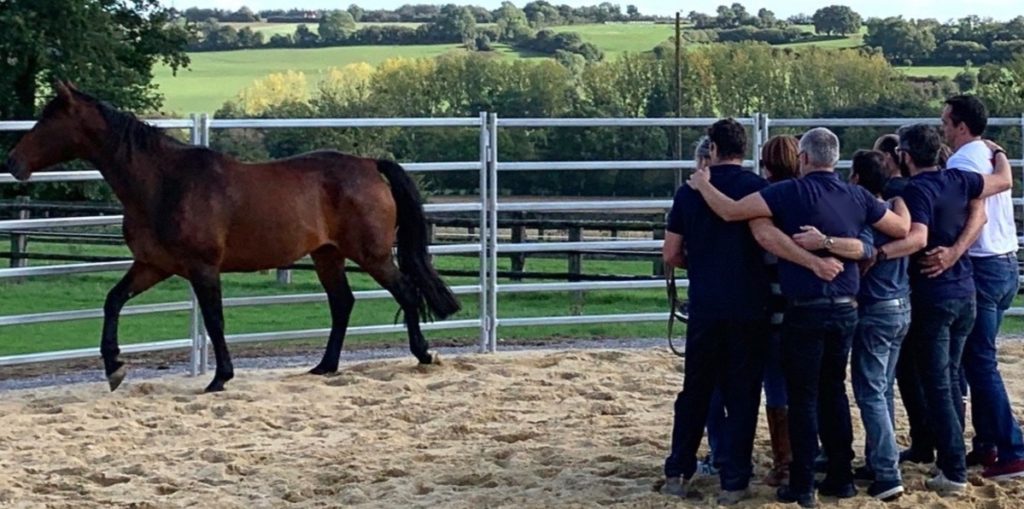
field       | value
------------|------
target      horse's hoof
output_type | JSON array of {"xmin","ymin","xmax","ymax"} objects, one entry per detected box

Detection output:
[
  {"xmin": 309, "ymin": 365, "xmax": 338, "ymax": 376},
  {"xmin": 203, "ymin": 378, "xmax": 227, "ymax": 393},
  {"xmin": 424, "ymin": 352, "xmax": 441, "ymax": 365},
  {"xmin": 107, "ymin": 365, "xmax": 127, "ymax": 392}
]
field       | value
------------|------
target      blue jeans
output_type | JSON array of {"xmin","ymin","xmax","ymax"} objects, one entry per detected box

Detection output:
[
  {"xmin": 665, "ymin": 316, "xmax": 767, "ymax": 491},
  {"xmin": 852, "ymin": 299, "xmax": 910, "ymax": 483},
  {"xmin": 965, "ymin": 253, "xmax": 1024, "ymax": 463},
  {"xmin": 782, "ymin": 303, "xmax": 858, "ymax": 495},
  {"xmin": 763, "ymin": 328, "xmax": 788, "ymax": 408},
  {"xmin": 898, "ymin": 296, "xmax": 975, "ymax": 482}
]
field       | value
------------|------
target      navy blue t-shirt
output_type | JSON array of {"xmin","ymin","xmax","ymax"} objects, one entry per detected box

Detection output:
[
  {"xmin": 902, "ymin": 169, "xmax": 984, "ymax": 300},
  {"xmin": 760, "ymin": 171, "xmax": 887, "ymax": 299},
  {"xmin": 666, "ymin": 164, "xmax": 770, "ymax": 320}
]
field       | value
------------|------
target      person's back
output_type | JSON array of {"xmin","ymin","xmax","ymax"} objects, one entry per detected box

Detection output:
[
  {"xmin": 675, "ymin": 167, "xmax": 769, "ymax": 319},
  {"xmin": 761, "ymin": 171, "xmax": 882, "ymax": 300},
  {"xmin": 903, "ymin": 168, "xmax": 982, "ymax": 298}
]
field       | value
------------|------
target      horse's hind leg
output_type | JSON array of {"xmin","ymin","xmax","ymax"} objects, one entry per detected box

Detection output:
[
  {"xmin": 188, "ymin": 266, "xmax": 234, "ymax": 393},
  {"xmin": 309, "ymin": 248, "xmax": 354, "ymax": 375},
  {"xmin": 102, "ymin": 262, "xmax": 170, "ymax": 391},
  {"xmin": 360, "ymin": 255, "xmax": 434, "ymax": 365}
]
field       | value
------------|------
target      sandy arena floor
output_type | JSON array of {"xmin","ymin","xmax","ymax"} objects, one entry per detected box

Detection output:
[{"xmin": 2, "ymin": 345, "xmax": 1024, "ymax": 508}]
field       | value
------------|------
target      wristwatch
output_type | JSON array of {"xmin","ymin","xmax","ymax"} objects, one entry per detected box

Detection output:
[{"xmin": 824, "ymin": 236, "xmax": 835, "ymax": 250}]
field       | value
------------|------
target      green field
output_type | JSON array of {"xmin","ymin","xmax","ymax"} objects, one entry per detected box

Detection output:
[
  {"xmin": 153, "ymin": 44, "xmax": 503, "ymax": 115},
  {"xmin": 153, "ymin": 22, "xmax": 964, "ymax": 116},
  {"xmin": 895, "ymin": 66, "xmax": 964, "ymax": 78}
]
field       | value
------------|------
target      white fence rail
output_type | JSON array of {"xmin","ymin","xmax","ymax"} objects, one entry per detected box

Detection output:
[{"xmin": 2, "ymin": 113, "xmax": 1024, "ymax": 371}]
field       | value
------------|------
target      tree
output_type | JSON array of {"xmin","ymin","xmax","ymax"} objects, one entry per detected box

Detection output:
[
  {"xmin": 318, "ymin": 10, "xmax": 357, "ymax": 43},
  {"xmin": 757, "ymin": 8, "xmax": 778, "ymax": 28},
  {"xmin": 430, "ymin": 4, "xmax": 477, "ymax": 44},
  {"xmin": 812, "ymin": 5, "xmax": 862, "ymax": 36},
  {"xmin": 347, "ymin": 4, "xmax": 364, "ymax": 22},
  {"xmin": 864, "ymin": 17, "xmax": 936, "ymax": 64},
  {"xmin": 626, "ymin": 5, "xmax": 640, "ymax": 20},
  {"xmin": 294, "ymin": 24, "xmax": 320, "ymax": 47},
  {"xmin": 523, "ymin": 1, "xmax": 561, "ymax": 28},
  {"xmin": 954, "ymin": 69, "xmax": 978, "ymax": 92},
  {"xmin": 495, "ymin": 1, "xmax": 531, "ymax": 41},
  {"xmin": 0, "ymin": 0, "xmax": 191, "ymax": 119}
]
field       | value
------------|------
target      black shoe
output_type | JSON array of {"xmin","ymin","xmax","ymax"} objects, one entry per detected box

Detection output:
[
  {"xmin": 966, "ymin": 447, "xmax": 998, "ymax": 468},
  {"xmin": 776, "ymin": 485, "xmax": 817, "ymax": 508},
  {"xmin": 868, "ymin": 479, "xmax": 904, "ymax": 501},
  {"xmin": 816, "ymin": 478, "xmax": 856, "ymax": 499},
  {"xmin": 898, "ymin": 448, "xmax": 934, "ymax": 465},
  {"xmin": 854, "ymin": 465, "xmax": 875, "ymax": 482}
]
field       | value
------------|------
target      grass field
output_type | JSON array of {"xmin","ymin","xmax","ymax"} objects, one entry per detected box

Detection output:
[
  {"xmin": 0, "ymin": 241, "xmax": 670, "ymax": 357},
  {"xmin": 153, "ymin": 43, "xmax": 499, "ymax": 114},
  {"xmin": 154, "ymin": 22, "xmax": 964, "ymax": 116},
  {"xmin": 895, "ymin": 66, "xmax": 965, "ymax": 78}
]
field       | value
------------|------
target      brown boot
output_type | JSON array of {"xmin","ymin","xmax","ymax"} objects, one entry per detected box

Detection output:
[{"xmin": 764, "ymin": 406, "xmax": 792, "ymax": 487}]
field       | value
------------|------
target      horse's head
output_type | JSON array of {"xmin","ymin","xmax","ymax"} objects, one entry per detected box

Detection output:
[{"xmin": 5, "ymin": 80, "xmax": 103, "ymax": 181}]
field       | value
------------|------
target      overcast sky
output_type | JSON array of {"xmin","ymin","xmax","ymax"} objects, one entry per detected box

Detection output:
[{"xmin": 177, "ymin": 0, "xmax": 1024, "ymax": 22}]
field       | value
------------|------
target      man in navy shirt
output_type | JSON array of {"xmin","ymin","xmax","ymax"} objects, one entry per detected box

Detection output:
[
  {"xmin": 875, "ymin": 124, "xmax": 1011, "ymax": 494},
  {"xmin": 688, "ymin": 127, "xmax": 908, "ymax": 508},
  {"xmin": 660, "ymin": 119, "xmax": 844, "ymax": 505}
]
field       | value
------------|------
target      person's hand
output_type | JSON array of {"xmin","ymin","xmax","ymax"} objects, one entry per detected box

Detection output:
[
  {"xmin": 687, "ymin": 168, "xmax": 711, "ymax": 190},
  {"xmin": 812, "ymin": 257, "xmax": 843, "ymax": 282},
  {"xmin": 984, "ymin": 139, "xmax": 1006, "ymax": 154},
  {"xmin": 793, "ymin": 225, "xmax": 827, "ymax": 250},
  {"xmin": 920, "ymin": 245, "xmax": 961, "ymax": 278}
]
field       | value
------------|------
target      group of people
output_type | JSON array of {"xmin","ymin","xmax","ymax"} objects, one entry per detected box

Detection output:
[{"xmin": 659, "ymin": 94, "xmax": 1023, "ymax": 507}]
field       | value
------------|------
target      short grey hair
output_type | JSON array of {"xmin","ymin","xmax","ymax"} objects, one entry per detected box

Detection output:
[
  {"xmin": 799, "ymin": 127, "xmax": 840, "ymax": 168},
  {"xmin": 693, "ymin": 135, "xmax": 712, "ymax": 161}
]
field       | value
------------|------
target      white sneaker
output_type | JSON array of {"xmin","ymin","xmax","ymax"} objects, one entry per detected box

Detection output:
[{"xmin": 925, "ymin": 472, "xmax": 966, "ymax": 496}]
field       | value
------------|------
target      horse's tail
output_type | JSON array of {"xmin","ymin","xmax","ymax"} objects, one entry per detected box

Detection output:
[{"xmin": 376, "ymin": 159, "xmax": 461, "ymax": 321}]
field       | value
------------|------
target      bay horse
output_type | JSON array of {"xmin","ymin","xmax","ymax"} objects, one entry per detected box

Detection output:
[{"xmin": 3, "ymin": 81, "xmax": 461, "ymax": 393}]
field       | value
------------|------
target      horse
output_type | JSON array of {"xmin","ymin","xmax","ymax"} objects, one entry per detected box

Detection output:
[{"xmin": 3, "ymin": 81, "xmax": 461, "ymax": 393}]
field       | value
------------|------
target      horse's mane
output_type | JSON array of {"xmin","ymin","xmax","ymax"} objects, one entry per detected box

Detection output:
[{"xmin": 69, "ymin": 90, "xmax": 185, "ymax": 161}]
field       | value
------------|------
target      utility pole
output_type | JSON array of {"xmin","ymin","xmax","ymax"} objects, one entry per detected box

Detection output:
[{"xmin": 674, "ymin": 11, "xmax": 684, "ymax": 190}]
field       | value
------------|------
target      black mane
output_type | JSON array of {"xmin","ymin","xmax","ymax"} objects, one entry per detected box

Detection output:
[{"xmin": 70, "ymin": 90, "xmax": 184, "ymax": 160}]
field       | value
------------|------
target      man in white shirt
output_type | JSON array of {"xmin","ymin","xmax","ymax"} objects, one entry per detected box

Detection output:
[{"xmin": 937, "ymin": 95, "xmax": 1024, "ymax": 480}]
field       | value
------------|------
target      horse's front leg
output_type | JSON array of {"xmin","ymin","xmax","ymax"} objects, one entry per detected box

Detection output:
[{"xmin": 102, "ymin": 262, "xmax": 169, "ymax": 391}]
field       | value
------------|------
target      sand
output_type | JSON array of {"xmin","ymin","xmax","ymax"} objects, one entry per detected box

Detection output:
[{"xmin": 2, "ymin": 345, "xmax": 1024, "ymax": 508}]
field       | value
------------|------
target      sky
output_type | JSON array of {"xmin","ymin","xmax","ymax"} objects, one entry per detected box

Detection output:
[{"xmin": 177, "ymin": 0, "xmax": 1024, "ymax": 22}]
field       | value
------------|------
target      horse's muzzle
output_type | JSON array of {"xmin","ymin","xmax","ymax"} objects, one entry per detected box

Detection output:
[{"xmin": 4, "ymin": 156, "xmax": 29, "ymax": 181}]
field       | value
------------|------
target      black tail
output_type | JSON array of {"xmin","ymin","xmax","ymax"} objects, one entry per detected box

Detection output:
[{"xmin": 376, "ymin": 159, "xmax": 461, "ymax": 321}]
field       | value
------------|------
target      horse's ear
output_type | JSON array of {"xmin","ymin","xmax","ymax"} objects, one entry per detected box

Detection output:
[{"xmin": 54, "ymin": 80, "xmax": 73, "ymax": 100}]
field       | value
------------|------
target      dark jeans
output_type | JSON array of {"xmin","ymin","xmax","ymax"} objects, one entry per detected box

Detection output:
[
  {"xmin": 782, "ymin": 304, "xmax": 858, "ymax": 495},
  {"xmin": 665, "ymin": 316, "xmax": 768, "ymax": 491},
  {"xmin": 896, "ymin": 296, "xmax": 975, "ymax": 483},
  {"xmin": 964, "ymin": 254, "xmax": 1024, "ymax": 463},
  {"xmin": 764, "ymin": 328, "xmax": 789, "ymax": 408},
  {"xmin": 852, "ymin": 300, "xmax": 910, "ymax": 483}
]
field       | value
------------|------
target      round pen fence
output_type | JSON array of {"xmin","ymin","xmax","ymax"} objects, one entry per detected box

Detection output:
[{"xmin": 2, "ymin": 113, "xmax": 1023, "ymax": 374}]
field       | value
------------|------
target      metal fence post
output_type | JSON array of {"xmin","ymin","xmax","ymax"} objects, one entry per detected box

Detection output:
[
  {"xmin": 198, "ymin": 113, "xmax": 212, "ymax": 374},
  {"xmin": 478, "ymin": 111, "xmax": 490, "ymax": 353},
  {"xmin": 488, "ymin": 112, "xmax": 499, "ymax": 353},
  {"xmin": 187, "ymin": 113, "xmax": 203, "ymax": 377}
]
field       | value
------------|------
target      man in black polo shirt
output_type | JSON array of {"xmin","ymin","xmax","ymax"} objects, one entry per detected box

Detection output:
[
  {"xmin": 660, "ymin": 119, "xmax": 843, "ymax": 505},
  {"xmin": 687, "ymin": 127, "xmax": 909, "ymax": 508},
  {"xmin": 876, "ymin": 124, "xmax": 1011, "ymax": 494}
]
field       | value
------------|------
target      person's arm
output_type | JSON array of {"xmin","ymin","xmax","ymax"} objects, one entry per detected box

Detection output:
[
  {"xmin": 878, "ymin": 222, "xmax": 928, "ymax": 259},
  {"xmin": 871, "ymin": 208, "xmax": 910, "ymax": 239},
  {"xmin": 750, "ymin": 218, "xmax": 843, "ymax": 282},
  {"xmin": 662, "ymin": 231, "xmax": 686, "ymax": 269},
  {"xmin": 687, "ymin": 168, "xmax": 772, "ymax": 221},
  {"xmin": 978, "ymin": 144, "xmax": 1012, "ymax": 199},
  {"xmin": 919, "ymin": 198, "xmax": 987, "ymax": 278},
  {"xmin": 791, "ymin": 225, "xmax": 867, "ymax": 261}
]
